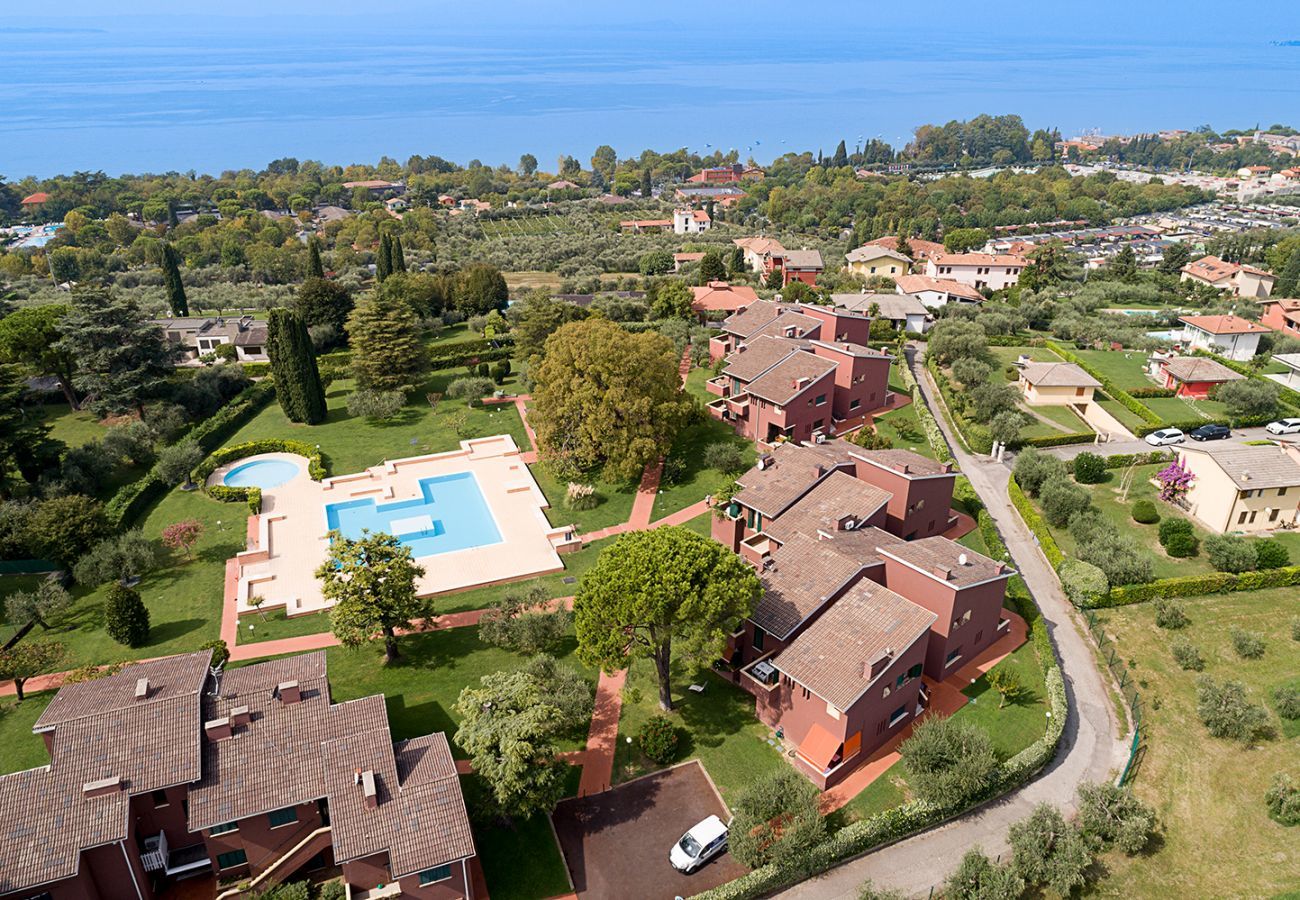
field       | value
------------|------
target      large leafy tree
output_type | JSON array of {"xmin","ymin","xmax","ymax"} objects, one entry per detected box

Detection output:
[
  {"xmin": 530, "ymin": 319, "xmax": 692, "ymax": 481},
  {"xmin": 575, "ymin": 527, "xmax": 760, "ymax": 710},
  {"xmin": 0, "ymin": 304, "xmax": 79, "ymax": 408},
  {"xmin": 345, "ymin": 289, "xmax": 429, "ymax": 392},
  {"xmin": 510, "ymin": 293, "xmax": 590, "ymax": 361},
  {"xmin": 160, "ymin": 241, "xmax": 189, "ymax": 316},
  {"xmin": 0, "ymin": 641, "xmax": 65, "ymax": 701},
  {"xmin": 294, "ymin": 276, "xmax": 354, "ymax": 337},
  {"xmin": 942, "ymin": 848, "xmax": 1024, "ymax": 900},
  {"xmin": 318, "ymin": 530, "xmax": 432, "ymax": 663},
  {"xmin": 453, "ymin": 263, "xmax": 510, "ymax": 315},
  {"xmin": 306, "ymin": 237, "xmax": 325, "ymax": 278},
  {"xmin": 454, "ymin": 655, "xmax": 592, "ymax": 819},
  {"xmin": 54, "ymin": 287, "xmax": 177, "ymax": 418},
  {"xmin": 1008, "ymin": 804, "xmax": 1093, "ymax": 897},
  {"xmin": 0, "ymin": 364, "xmax": 60, "ymax": 494},
  {"xmin": 4, "ymin": 576, "xmax": 73, "ymax": 631},
  {"xmin": 727, "ymin": 768, "xmax": 827, "ymax": 868},
  {"xmin": 267, "ymin": 308, "xmax": 326, "ymax": 424},
  {"xmin": 899, "ymin": 715, "xmax": 998, "ymax": 808}
]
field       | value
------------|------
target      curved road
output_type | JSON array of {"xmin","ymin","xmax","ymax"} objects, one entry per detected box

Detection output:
[{"xmin": 775, "ymin": 349, "xmax": 1129, "ymax": 899}]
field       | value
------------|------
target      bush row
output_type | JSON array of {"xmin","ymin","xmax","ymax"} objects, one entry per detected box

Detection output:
[
  {"xmin": 1007, "ymin": 475, "xmax": 1065, "ymax": 569},
  {"xmin": 1046, "ymin": 341, "xmax": 1160, "ymax": 426},
  {"xmin": 926, "ymin": 357, "xmax": 992, "ymax": 454},
  {"xmin": 195, "ymin": 438, "xmax": 329, "ymax": 508},
  {"xmin": 1022, "ymin": 431, "xmax": 1096, "ymax": 449},
  {"xmin": 1126, "ymin": 386, "xmax": 1176, "ymax": 399},
  {"xmin": 1094, "ymin": 564, "xmax": 1300, "ymax": 607},
  {"xmin": 911, "ymin": 385, "xmax": 955, "ymax": 464},
  {"xmin": 1102, "ymin": 449, "xmax": 1174, "ymax": 469},
  {"xmin": 1132, "ymin": 412, "xmax": 1278, "ymax": 438}
]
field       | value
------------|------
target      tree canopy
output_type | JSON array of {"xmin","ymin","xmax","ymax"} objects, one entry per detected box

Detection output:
[{"xmin": 318, "ymin": 530, "xmax": 432, "ymax": 663}]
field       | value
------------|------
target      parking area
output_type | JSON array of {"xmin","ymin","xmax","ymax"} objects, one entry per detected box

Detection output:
[{"xmin": 552, "ymin": 760, "xmax": 746, "ymax": 900}]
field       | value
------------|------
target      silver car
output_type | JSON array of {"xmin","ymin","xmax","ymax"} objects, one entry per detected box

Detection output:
[{"xmin": 1144, "ymin": 428, "xmax": 1185, "ymax": 446}]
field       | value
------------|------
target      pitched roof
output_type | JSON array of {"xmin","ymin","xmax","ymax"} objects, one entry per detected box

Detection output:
[
  {"xmin": 894, "ymin": 274, "xmax": 984, "ymax": 302},
  {"xmin": 1160, "ymin": 356, "xmax": 1245, "ymax": 384},
  {"xmin": 774, "ymin": 579, "xmax": 937, "ymax": 711},
  {"xmin": 734, "ymin": 441, "xmax": 857, "ymax": 517},
  {"xmin": 866, "ymin": 236, "xmax": 945, "ymax": 258},
  {"xmin": 20, "ymin": 192, "xmax": 50, "ymax": 205},
  {"xmin": 35, "ymin": 651, "xmax": 211, "ymax": 731},
  {"xmin": 753, "ymin": 533, "xmax": 872, "ymax": 639},
  {"xmin": 1178, "ymin": 314, "xmax": 1270, "ymax": 335},
  {"xmin": 691, "ymin": 282, "xmax": 760, "ymax": 313},
  {"xmin": 845, "ymin": 245, "xmax": 911, "ymax": 265},
  {"xmin": 744, "ymin": 351, "xmax": 837, "ymax": 406},
  {"xmin": 722, "ymin": 335, "xmax": 806, "ymax": 382},
  {"xmin": 831, "ymin": 292, "xmax": 927, "ymax": 321},
  {"xmin": 854, "ymin": 448, "xmax": 954, "ymax": 478},
  {"xmin": 930, "ymin": 252, "xmax": 1027, "ymax": 267},
  {"xmin": 878, "ymin": 536, "xmax": 1012, "ymax": 588},
  {"xmin": 733, "ymin": 236, "xmax": 787, "ymax": 256},
  {"xmin": 763, "ymin": 471, "xmax": 892, "ymax": 545},
  {"xmin": 1183, "ymin": 444, "xmax": 1300, "ymax": 491},
  {"xmin": 1181, "ymin": 255, "xmax": 1239, "ymax": 282},
  {"xmin": 748, "ymin": 311, "xmax": 823, "ymax": 341},
  {"xmin": 721, "ymin": 300, "xmax": 785, "ymax": 337},
  {"xmin": 1019, "ymin": 361, "xmax": 1102, "ymax": 388},
  {"xmin": 782, "ymin": 249, "xmax": 824, "ymax": 269}
]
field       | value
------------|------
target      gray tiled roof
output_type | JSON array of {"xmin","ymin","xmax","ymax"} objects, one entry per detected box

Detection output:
[
  {"xmin": 734, "ymin": 442, "xmax": 856, "ymax": 517},
  {"xmin": 744, "ymin": 352, "xmax": 837, "ymax": 406},
  {"xmin": 1185, "ymin": 444, "xmax": 1300, "ymax": 490},
  {"xmin": 1160, "ymin": 356, "xmax": 1244, "ymax": 384},
  {"xmin": 764, "ymin": 472, "xmax": 891, "ymax": 545},
  {"xmin": 855, "ymin": 448, "xmax": 955, "ymax": 478},
  {"xmin": 35, "ymin": 651, "xmax": 211, "ymax": 730},
  {"xmin": 748, "ymin": 312, "xmax": 822, "ymax": 341},
  {"xmin": 774, "ymin": 580, "xmax": 937, "ymax": 710},
  {"xmin": 722, "ymin": 335, "xmax": 805, "ymax": 382},
  {"xmin": 878, "ymin": 536, "xmax": 1011, "ymax": 587},
  {"xmin": 1019, "ymin": 362, "xmax": 1102, "ymax": 388}
]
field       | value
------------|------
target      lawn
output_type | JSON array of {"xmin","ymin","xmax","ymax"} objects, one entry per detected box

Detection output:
[
  {"xmin": 871, "ymin": 402, "xmax": 934, "ymax": 459},
  {"xmin": 33, "ymin": 402, "xmax": 113, "ymax": 448},
  {"xmin": 1017, "ymin": 402, "xmax": 1092, "ymax": 441},
  {"xmin": 529, "ymin": 461, "xmax": 638, "ymax": 534},
  {"xmin": 651, "ymin": 414, "xmax": 755, "ymax": 521},
  {"xmin": 679, "ymin": 511, "xmax": 715, "ymax": 538},
  {"xmin": 613, "ymin": 658, "xmax": 785, "ymax": 803},
  {"xmin": 1, "ymin": 574, "xmax": 47, "ymax": 645},
  {"xmin": 0, "ymin": 690, "xmax": 54, "ymax": 774},
  {"xmin": 1071, "ymin": 349, "xmax": 1154, "ymax": 390},
  {"xmin": 988, "ymin": 345, "xmax": 1063, "ymax": 379},
  {"xmin": 1089, "ymin": 588, "xmax": 1300, "ymax": 898},
  {"xmin": 684, "ymin": 365, "xmax": 720, "ymax": 407},
  {"xmin": 1140, "ymin": 396, "xmax": 1230, "ymax": 425},
  {"xmin": 226, "ymin": 374, "xmax": 531, "ymax": 476},
  {"xmin": 1095, "ymin": 394, "xmax": 1151, "ymax": 432},
  {"xmin": 468, "ymin": 765, "xmax": 581, "ymax": 900}
]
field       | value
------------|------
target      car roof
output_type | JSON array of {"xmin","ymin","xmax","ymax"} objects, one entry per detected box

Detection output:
[
  {"xmin": 687, "ymin": 815, "xmax": 728, "ymax": 842},
  {"xmin": 1158, "ymin": 428, "xmax": 1182, "ymax": 434}
]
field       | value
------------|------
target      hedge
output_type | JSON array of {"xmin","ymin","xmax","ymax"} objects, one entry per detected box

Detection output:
[
  {"xmin": 1045, "ymin": 341, "xmax": 1160, "ymax": 426},
  {"xmin": 1132, "ymin": 412, "xmax": 1278, "ymax": 437},
  {"xmin": 1191, "ymin": 348, "xmax": 1300, "ymax": 414},
  {"xmin": 927, "ymin": 357, "xmax": 990, "ymax": 454},
  {"xmin": 195, "ymin": 438, "xmax": 330, "ymax": 506},
  {"xmin": 1102, "ymin": 449, "xmax": 1173, "ymax": 469},
  {"xmin": 1022, "ymin": 431, "xmax": 1095, "ymax": 449},
  {"xmin": 1007, "ymin": 476, "xmax": 1065, "ymax": 569},
  {"xmin": 1127, "ymin": 386, "xmax": 1176, "ymax": 399},
  {"xmin": 1089, "ymin": 564, "xmax": 1300, "ymax": 608}
]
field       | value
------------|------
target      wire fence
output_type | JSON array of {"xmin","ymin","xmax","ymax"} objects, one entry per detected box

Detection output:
[{"xmin": 1082, "ymin": 608, "xmax": 1145, "ymax": 784}]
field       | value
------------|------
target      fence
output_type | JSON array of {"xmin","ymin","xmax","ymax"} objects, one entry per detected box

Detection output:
[{"xmin": 1082, "ymin": 607, "xmax": 1145, "ymax": 784}]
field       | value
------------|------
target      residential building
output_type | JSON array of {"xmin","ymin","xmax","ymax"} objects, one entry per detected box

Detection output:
[
  {"xmin": 1176, "ymin": 443, "xmax": 1300, "ymax": 533},
  {"xmin": 1178, "ymin": 314, "xmax": 1271, "ymax": 361},
  {"xmin": 924, "ymin": 253, "xmax": 1027, "ymax": 291},
  {"xmin": 1180, "ymin": 255, "xmax": 1276, "ymax": 298},
  {"xmin": 619, "ymin": 217, "xmax": 672, "ymax": 233},
  {"xmin": 711, "ymin": 440, "xmax": 1012, "ymax": 787},
  {"xmin": 0, "ymin": 650, "xmax": 476, "ymax": 900},
  {"xmin": 893, "ymin": 274, "xmax": 984, "ymax": 309},
  {"xmin": 1017, "ymin": 361, "xmax": 1101, "ymax": 407},
  {"xmin": 19, "ymin": 192, "xmax": 50, "ymax": 210},
  {"xmin": 832, "ymin": 292, "xmax": 930, "ymax": 333},
  {"xmin": 1156, "ymin": 356, "xmax": 1244, "ymax": 398},
  {"xmin": 154, "ymin": 315, "xmax": 269, "ymax": 364},
  {"xmin": 673, "ymin": 251, "xmax": 706, "ymax": 271},
  {"xmin": 691, "ymin": 281, "xmax": 759, "ymax": 318},
  {"xmin": 673, "ymin": 208, "xmax": 711, "ymax": 235},
  {"xmin": 1258, "ymin": 297, "xmax": 1300, "ymax": 337},
  {"xmin": 733, "ymin": 237, "xmax": 787, "ymax": 274},
  {"xmin": 1272, "ymin": 352, "xmax": 1300, "ymax": 387},
  {"xmin": 686, "ymin": 164, "xmax": 764, "ymax": 183},
  {"xmin": 844, "ymin": 245, "xmax": 911, "ymax": 279},
  {"xmin": 674, "ymin": 185, "xmax": 746, "ymax": 203},
  {"xmin": 385, "ymin": 196, "xmax": 408, "ymax": 213},
  {"xmin": 341, "ymin": 180, "xmax": 405, "ymax": 198},
  {"xmin": 863, "ymin": 236, "xmax": 945, "ymax": 261},
  {"xmin": 546, "ymin": 179, "xmax": 581, "ymax": 190},
  {"xmin": 781, "ymin": 249, "xmax": 825, "ymax": 286}
]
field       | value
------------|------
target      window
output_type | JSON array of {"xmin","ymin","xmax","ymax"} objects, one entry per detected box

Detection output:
[
  {"xmin": 217, "ymin": 850, "xmax": 248, "ymax": 870},
  {"xmin": 210, "ymin": 822, "xmax": 238, "ymax": 836},
  {"xmin": 815, "ymin": 394, "xmax": 827, "ymax": 406},
  {"xmin": 151, "ymin": 789, "xmax": 169, "ymax": 808},
  {"xmin": 752, "ymin": 627, "xmax": 765, "ymax": 652},
  {"xmin": 419, "ymin": 866, "xmax": 452, "ymax": 886},
  {"xmin": 907, "ymin": 663, "xmax": 923, "ymax": 679},
  {"xmin": 1248, "ymin": 510, "xmax": 1258, "ymax": 524},
  {"xmin": 267, "ymin": 807, "xmax": 298, "ymax": 829},
  {"xmin": 1270, "ymin": 508, "xmax": 1280, "ymax": 522},
  {"xmin": 849, "ymin": 399, "xmax": 861, "ymax": 410},
  {"xmin": 1238, "ymin": 511, "xmax": 1249, "ymax": 525},
  {"xmin": 945, "ymin": 648, "xmax": 962, "ymax": 667},
  {"xmin": 888, "ymin": 705, "xmax": 908, "ymax": 727}
]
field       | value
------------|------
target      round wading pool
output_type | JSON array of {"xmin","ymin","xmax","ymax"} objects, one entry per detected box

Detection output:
[{"xmin": 222, "ymin": 458, "xmax": 301, "ymax": 489}]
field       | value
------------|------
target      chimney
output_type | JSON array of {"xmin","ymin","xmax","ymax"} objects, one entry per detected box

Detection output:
[
  {"xmin": 134, "ymin": 677, "xmax": 150, "ymax": 701},
  {"xmin": 361, "ymin": 770, "xmax": 378, "ymax": 809},
  {"xmin": 230, "ymin": 705, "xmax": 251, "ymax": 727},
  {"xmin": 83, "ymin": 776, "xmax": 122, "ymax": 798},
  {"xmin": 900, "ymin": 463, "xmax": 911, "ymax": 474},
  {"xmin": 933, "ymin": 565, "xmax": 953, "ymax": 580},
  {"xmin": 205, "ymin": 717, "xmax": 232, "ymax": 740},
  {"xmin": 278, "ymin": 681, "xmax": 301, "ymax": 704}
]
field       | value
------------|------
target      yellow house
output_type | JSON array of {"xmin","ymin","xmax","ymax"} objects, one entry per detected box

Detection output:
[
  {"xmin": 1177, "ymin": 444, "xmax": 1300, "ymax": 534},
  {"xmin": 844, "ymin": 245, "xmax": 911, "ymax": 279},
  {"xmin": 1017, "ymin": 362, "xmax": 1101, "ymax": 407}
]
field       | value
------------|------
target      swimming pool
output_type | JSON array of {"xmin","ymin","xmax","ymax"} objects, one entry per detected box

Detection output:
[
  {"xmin": 223, "ymin": 458, "xmax": 302, "ymax": 489},
  {"xmin": 324, "ymin": 472, "xmax": 502, "ymax": 557}
]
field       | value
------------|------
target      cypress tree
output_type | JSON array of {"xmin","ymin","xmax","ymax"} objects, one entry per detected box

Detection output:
[
  {"xmin": 160, "ymin": 242, "xmax": 189, "ymax": 316},
  {"xmin": 307, "ymin": 238, "xmax": 325, "ymax": 279},
  {"xmin": 832, "ymin": 139, "xmax": 848, "ymax": 168},
  {"xmin": 390, "ymin": 234, "xmax": 407, "ymax": 274},
  {"xmin": 376, "ymin": 233, "xmax": 393, "ymax": 282},
  {"xmin": 641, "ymin": 168, "xmax": 653, "ymax": 198},
  {"xmin": 105, "ymin": 582, "xmax": 150, "ymax": 648},
  {"xmin": 267, "ymin": 308, "xmax": 326, "ymax": 424}
]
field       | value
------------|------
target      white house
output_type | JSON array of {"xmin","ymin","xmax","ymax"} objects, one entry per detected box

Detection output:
[
  {"xmin": 1177, "ymin": 314, "xmax": 1271, "ymax": 362},
  {"xmin": 1179, "ymin": 255, "xmax": 1275, "ymax": 298},
  {"xmin": 154, "ymin": 315, "xmax": 269, "ymax": 364},
  {"xmin": 924, "ymin": 253, "xmax": 1027, "ymax": 291},
  {"xmin": 894, "ymin": 274, "xmax": 984, "ymax": 310},
  {"xmin": 833, "ymin": 292, "xmax": 930, "ymax": 333},
  {"xmin": 674, "ymin": 208, "xmax": 712, "ymax": 235}
]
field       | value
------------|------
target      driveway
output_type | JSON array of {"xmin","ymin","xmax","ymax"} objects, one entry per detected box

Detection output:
[
  {"xmin": 1042, "ymin": 425, "xmax": 1285, "ymax": 461},
  {"xmin": 552, "ymin": 761, "xmax": 746, "ymax": 900}
]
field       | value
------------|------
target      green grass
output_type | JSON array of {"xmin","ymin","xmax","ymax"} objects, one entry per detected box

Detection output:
[
  {"xmin": 226, "ymin": 374, "xmax": 530, "ymax": 476},
  {"xmin": 956, "ymin": 526, "xmax": 992, "ymax": 558},
  {"xmin": 470, "ymin": 766, "xmax": 580, "ymax": 900},
  {"xmin": 1071, "ymin": 349, "xmax": 1155, "ymax": 390},
  {"xmin": 1017, "ymin": 402, "xmax": 1092, "ymax": 440},
  {"xmin": 0, "ymin": 574, "xmax": 47, "ymax": 645},
  {"xmin": 426, "ymin": 321, "xmax": 489, "ymax": 348},
  {"xmin": 871, "ymin": 402, "xmax": 934, "ymax": 459},
  {"xmin": 613, "ymin": 658, "xmax": 785, "ymax": 803},
  {"xmin": 679, "ymin": 512, "xmax": 715, "ymax": 539},
  {"xmin": 988, "ymin": 345, "xmax": 1064, "ymax": 379},
  {"xmin": 684, "ymin": 365, "xmax": 721, "ymax": 407},
  {"xmin": 1140, "ymin": 396, "xmax": 1230, "ymax": 425},
  {"xmin": 835, "ymin": 761, "xmax": 909, "ymax": 824},
  {"xmin": 33, "ymin": 402, "xmax": 112, "ymax": 448},
  {"xmin": 1096, "ymin": 395, "xmax": 1151, "ymax": 432},
  {"xmin": 1089, "ymin": 588, "xmax": 1300, "ymax": 898},
  {"xmin": 529, "ymin": 462, "xmax": 638, "ymax": 534},
  {"xmin": 0, "ymin": 690, "xmax": 54, "ymax": 774},
  {"xmin": 652, "ymin": 415, "xmax": 755, "ymax": 521},
  {"xmin": 948, "ymin": 639, "xmax": 1049, "ymax": 759}
]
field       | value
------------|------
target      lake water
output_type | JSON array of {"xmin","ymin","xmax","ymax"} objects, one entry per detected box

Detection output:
[{"xmin": 2, "ymin": 14, "xmax": 1299, "ymax": 177}]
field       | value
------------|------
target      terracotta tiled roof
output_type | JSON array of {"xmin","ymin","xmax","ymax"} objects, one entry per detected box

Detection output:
[
  {"xmin": 691, "ymin": 282, "xmax": 760, "ymax": 313},
  {"xmin": 763, "ymin": 471, "xmax": 891, "ymax": 545},
  {"xmin": 1178, "ymin": 314, "xmax": 1270, "ymax": 335},
  {"xmin": 894, "ymin": 274, "xmax": 984, "ymax": 302},
  {"xmin": 845, "ymin": 245, "xmax": 911, "ymax": 264},
  {"xmin": 774, "ymin": 579, "xmax": 937, "ymax": 710},
  {"xmin": 35, "ymin": 651, "xmax": 211, "ymax": 730},
  {"xmin": 721, "ymin": 300, "xmax": 785, "ymax": 337},
  {"xmin": 854, "ymin": 448, "xmax": 954, "ymax": 478},
  {"xmin": 1019, "ymin": 361, "xmax": 1102, "ymax": 388},
  {"xmin": 734, "ymin": 442, "xmax": 857, "ymax": 517},
  {"xmin": 1183, "ymin": 444, "xmax": 1300, "ymax": 491},
  {"xmin": 748, "ymin": 311, "xmax": 823, "ymax": 341},
  {"xmin": 752, "ymin": 533, "xmax": 871, "ymax": 639},
  {"xmin": 1181, "ymin": 255, "xmax": 1239, "ymax": 283},
  {"xmin": 722, "ymin": 335, "xmax": 806, "ymax": 382},
  {"xmin": 733, "ymin": 236, "xmax": 787, "ymax": 256},
  {"xmin": 20, "ymin": 192, "xmax": 49, "ymax": 205},
  {"xmin": 744, "ymin": 352, "xmax": 837, "ymax": 406},
  {"xmin": 866, "ymin": 236, "xmax": 945, "ymax": 259},
  {"xmin": 1160, "ymin": 356, "xmax": 1244, "ymax": 384},
  {"xmin": 879, "ymin": 536, "xmax": 1012, "ymax": 588}
]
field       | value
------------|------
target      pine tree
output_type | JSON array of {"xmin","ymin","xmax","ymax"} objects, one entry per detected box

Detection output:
[
  {"xmin": 307, "ymin": 238, "xmax": 325, "ymax": 278},
  {"xmin": 267, "ymin": 308, "xmax": 326, "ymax": 424},
  {"xmin": 832, "ymin": 139, "xmax": 849, "ymax": 168},
  {"xmin": 346, "ymin": 290, "xmax": 430, "ymax": 391},
  {"xmin": 1275, "ymin": 248, "xmax": 1300, "ymax": 298},
  {"xmin": 390, "ymin": 234, "xmax": 407, "ymax": 274},
  {"xmin": 160, "ymin": 242, "xmax": 189, "ymax": 316},
  {"xmin": 105, "ymin": 582, "xmax": 150, "ymax": 648},
  {"xmin": 376, "ymin": 232, "xmax": 393, "ymax": 282}
]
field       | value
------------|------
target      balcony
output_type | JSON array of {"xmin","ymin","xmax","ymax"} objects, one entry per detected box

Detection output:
[
  {"xmin": 346, "ymin": 883, "xmax": 403, "ymax": 900},
  {"xmin": 705, "ymin": 375, "xmax": 730, "ymax": 398},
  {"xmin": 141, "ymin": 832, "xmax": 212, "ymax": 876}
]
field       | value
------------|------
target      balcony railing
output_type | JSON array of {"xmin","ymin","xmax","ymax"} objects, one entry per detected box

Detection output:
[
  {"xmin": 346, "ymin": 882, "xmax": 403, "ymax": 900},
  {"xmin": 141, "ymin": 832, "xmax": 212, "ymax": 876}
]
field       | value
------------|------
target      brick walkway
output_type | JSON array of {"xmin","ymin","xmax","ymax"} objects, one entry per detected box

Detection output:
[{"xmin": 577, "ymin": 668, "xmax": 628, "ymax": 797}]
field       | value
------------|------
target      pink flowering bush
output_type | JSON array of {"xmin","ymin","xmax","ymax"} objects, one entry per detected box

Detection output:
[
  {"xmin": 1156, "ymin": 460, "xmax": 1193, "ymax": 504},
  {"xmin": 161, "ymin": 519, "xmax": 204, "ymax": 560}
]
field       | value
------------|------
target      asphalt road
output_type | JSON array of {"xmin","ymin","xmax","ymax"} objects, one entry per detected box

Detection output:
[{"xmin": 1041, "ymin": 426, "xmax": 1290, "ymax": 461}]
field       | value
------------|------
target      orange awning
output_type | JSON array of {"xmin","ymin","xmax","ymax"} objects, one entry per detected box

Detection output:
[{"xmin": 797, "ymin": 722, "xmax": 842, "ymax": 771}]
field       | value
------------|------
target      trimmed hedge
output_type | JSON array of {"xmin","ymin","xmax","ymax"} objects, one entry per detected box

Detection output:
[
  {"xmin": 1127, "ymin": 386, "xmax": 1176, "ymax": 399},
  {"xmin": 1022, "ymin": 431, "xmax": 1095, "ymax": 449},
  {"xmin": 1103, "ymin": 449, "xmax": 1173, "ymax": 469},
  {"xmin": 1046, "ymin": 340, "xmax": 1160, "ymax": 426},
  {"xmin": 1132, "ymin": 413, "xmax": 1278, "ymax": 438},
  {"xmin": 1007, "ymin": 476, "xmax": 1065, "ymax": 569},
  {"xmin": 1092, "ymin": 564, "xmax": 1300, "ymax": 608},
  {"xmin": 195, "ymin": 439, "xmax": 330, "ymax": 506}
]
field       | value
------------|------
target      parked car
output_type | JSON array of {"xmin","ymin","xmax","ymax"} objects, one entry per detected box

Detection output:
[
  {"xmin": 670, "ymin": 815, "xmax": 729, "ymax": 873},
  {"xmin": 1189, "ymin": 424, "xmax": 1231, "ymax": 441},
  {"xmin": 1144, "ymin": 428, "xmax": 1185, "ymax": 446},
  {"xmin": 1266, "ymin": 418, "xmax": 1300, "ymax": 435}
]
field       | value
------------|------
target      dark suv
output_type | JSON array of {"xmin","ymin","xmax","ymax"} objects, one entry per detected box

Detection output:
[{"xmin": 1189, "ymin": 423, "xmax": 1231, "ymax": 441}]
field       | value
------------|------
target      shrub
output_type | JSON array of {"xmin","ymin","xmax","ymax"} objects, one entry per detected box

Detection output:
[
  {"xmin": 1274, "ymin": 686, "xmax": 1300, "ymax": 720},
  {"xmin": 563, "ymin": 482, "xmax": 599, "ymax": 510},
  {"xmin": 728, "ymin": 768, "xmax": 827, "ymax": 869},
  {"xmin": 345, "ymin": 389, "xmax": 406, "ymax": 421},
  {"xmin": 1196, "ymin": 676, "xmax": 1272, "ymax": 744},
  {"xmin": 1163, "ymin": 531, "xmax": 1199, "ymax": 558},
  {"xmin": 1040, "ymin": 476, "xmax": 1091, "ymax": 528},
  {"xmin": 63, "ymin": 661, "xmax": 127, "ymax": 684},
  {"xmin": 446, "ymin": 376, "xmax": 497, "ymax": 401},
  {"xmin": 1011, "ymin": 448, "xmax": 1067, "ymax": 496},
  {"xmin": 72, "ymin": 531, "xmax": 157, "ymax": 588},
  {"xmin": 899, "ymin": 716, "xmax": 998, "ymax": 809},
  {"xmin": 1171, "ymin": 638, "xmax": 1204, "ymax": 671},
  {"xmin": 1058, "ymin": 558, "xmax": 1109, "ymax": 607},
  {"xmin": 155, "ymin": 440, "xmax": 205, "ymax": 487},
  {"xmin": 104, "ymin": 582, "xmax": 151, "ymax": 648},
  {"xmin": 1205, "ymin": 534, "xmax": 1257, "ymax": 573},
  {"xmin": 1075, "ymin": 782, "xmax": 1157, "ymax": 854},
  {"xmin": 849, "ymin": 428, "xmax": 893, "ymax": 450},
  {"xmin": 1230, "ymin": 626, "xmax": 1265, "ymax": 659},
  {"xmin": 1265, "ymin": 773, "xmax": 1300, "ymax": 826},
  {"xmin": 477, "ymin": 584, "xmax": 573, "ymax": 655},
  {"xmin": 702, "ymin": 441, "xmax": 748, "ymax": 475},
  {"xmin": 1072, "ymin": 452, "xmax": 1107, "ymax": 484},
  {"xmin": 199, "ymin": 638, "xmax": 230, "ymax": 669},
  {"xmin": 22, "ymin": 494, "xmax": 109, "ymax": 570},
  {"xmin": 1131, "ymin": 499, "xmax": 1160, "ymax": 524},
  {"xmin": 1293, "ymin": 616, "xmax": 1300, "ymax": 642},
  {"xmin": 491, "ymin": 359, "xmax": 512, "ymax": 384},
  {"xmin": 1153, "ymin": 597, "xmax": 1188, "ymax": 629},
  {"xmin": 1158, "ymin": 517, "xmax": 1193, "ymax": 545},
  {"xmin": 637, "ymin": 714, "xmax": 679, "ymax": 763},
  {"xmin": 1008, "ymin": 804, "xmax": 1092, "ymax": 898},
  {"xmin": 943, "ymin": 848, "xmax": 1024, "ymax": 900},
  {"xmin": 1254, "ymin": 538, "xmax": 1291, "ymax": 570}
]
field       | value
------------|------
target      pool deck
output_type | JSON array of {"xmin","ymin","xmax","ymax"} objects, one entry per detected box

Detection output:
[{"xmin": 213, "ymin": 435, "xmax": 576, "ymax": 618}]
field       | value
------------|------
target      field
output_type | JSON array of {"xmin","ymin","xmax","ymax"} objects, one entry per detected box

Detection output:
[
  {"xmin": 33, "ymin": 402, "xmax": 113, "ymax": 448},
  {"xmin": 1090, "ymin": 588, "xmax": 1300, "ymax": 897},
  {"xmin": 871, "ymin": 402, "xmax": 934, "ymax": 458},
  {"xmin": 1071, "ymin": 349, "xmax": 1155, "ymax": 390}
]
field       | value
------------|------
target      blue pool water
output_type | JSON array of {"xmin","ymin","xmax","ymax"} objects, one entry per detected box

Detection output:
[
  {"xmin": 324, "ymin": 472, "xmax": 502, "ymax": 558},
  {"xmin": 223, "ymin": 459, "xmax": 301, "ymax": 489}
]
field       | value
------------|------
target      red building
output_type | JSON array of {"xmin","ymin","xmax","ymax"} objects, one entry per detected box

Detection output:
[
  {"xmin": 711, "ymin": 440, "xmax": 1012, "ymax": 788},
  {"xmin": 0, "ymin": 651, "xmax": 477, "ymax": 900},
  {"xmin": 686, "ymin": 164, "xmax": 764, "ymax": 183},
  {"xmin": 1157, "ymin": 355, "xmax": 1244, "ymax": 399},
  {"xmin": 1259, "ymin": 297, "xmax": 1300, "ymax": 338},
  {"xmin": 777, "ymin": 248, "xmax": 824, "ymax": 286}
]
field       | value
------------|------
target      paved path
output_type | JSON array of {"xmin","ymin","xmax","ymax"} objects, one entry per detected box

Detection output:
[
  {"xmin": 1043, "ymin": 425, "xmax": 1281, "ymax": 461},
  {"xmin": 577, "ymin": 668, "xmax": 627, "ymax": 797},
  {"xmin": 777, "ymin": 347, "xmax": 1128, "ymax": 900}
]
